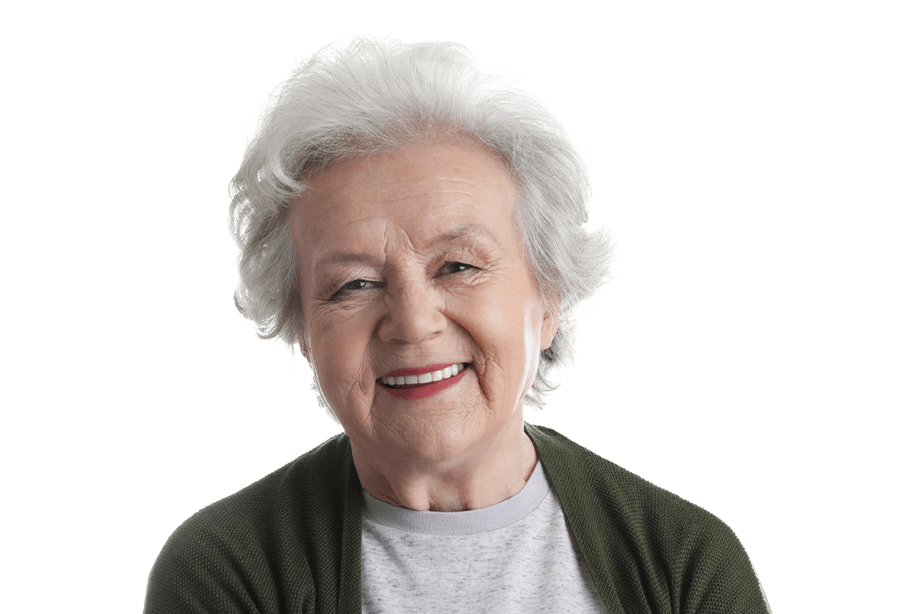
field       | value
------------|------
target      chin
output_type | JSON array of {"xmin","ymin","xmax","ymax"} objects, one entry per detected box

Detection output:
[{"xmin": 390, "ymin": 414, "xmax": 501, "ymax": 466}]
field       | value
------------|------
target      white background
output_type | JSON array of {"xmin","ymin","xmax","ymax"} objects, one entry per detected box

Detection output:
[{"xmin": 3, "ymin": 1, "xmax": 898, "ymax": 612}]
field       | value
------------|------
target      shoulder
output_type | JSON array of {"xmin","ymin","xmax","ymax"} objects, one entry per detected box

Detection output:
[
  {"xmin": 527, "ymin": 423, "xmax": 770, "ymax": 614},
  {"xmin": 165, "ymin": 432, "xmax": 353, "ymax": 547},
  {"xmin": 144, "ymin": 433, "xmax": 356, "ymax": 614},
  {"xmin": 528, "ymin": 423, "xmax": 728, "ymax": 535}
]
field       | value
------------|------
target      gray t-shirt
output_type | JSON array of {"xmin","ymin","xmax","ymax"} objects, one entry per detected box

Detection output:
[{"xmin": 360, "ymin": 462, "xmax": 609, "ymax": 613}]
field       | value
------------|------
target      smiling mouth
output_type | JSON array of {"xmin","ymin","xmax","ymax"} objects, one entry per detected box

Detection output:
[
  {"xmin": 377, "ymin": 363, "xmax": 470, "ymax": 399},
  {"xmin": 378, "ymin": 363, "xmax": 468, "ymax": 388}
]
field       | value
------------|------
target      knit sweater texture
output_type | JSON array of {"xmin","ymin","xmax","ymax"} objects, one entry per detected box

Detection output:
[{"xmin": 144, "ymin": 424, "xmax": 770, "ymax": 614}]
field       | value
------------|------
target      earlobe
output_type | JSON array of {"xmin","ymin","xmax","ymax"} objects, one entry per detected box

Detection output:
[
  {"xmin": 297, "ymin": 329, "xmax": 311, "ymax": 361},
  {"xmin": 539, "ymin": 293, "xmax": 561, "ymax": 351},
  {"xmin": 540, "ymin": 311, "xmax": 560, "ymax": 351}
]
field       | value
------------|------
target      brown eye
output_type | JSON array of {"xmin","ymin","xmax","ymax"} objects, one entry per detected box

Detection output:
[
  {"xmin": 331, "ymin": 279, "xmax": 381, "ymax": 299},
  {"xmin": 441, "ymin": 262, "xmax": 473, "ymax": 274},
  {"xmin": 344, "ymin": 279, "xmax": 375, "ymax": 290}
]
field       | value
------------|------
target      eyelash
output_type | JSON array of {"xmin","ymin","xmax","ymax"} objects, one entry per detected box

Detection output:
[
  {"xmin": 440, "ymin": 262, "xmax": 472, "ymax": 275},
  {"xmin": 330, "ymin": 262, "xmax": 475, "ymax": 299},
  {"xmin": 331, "ymin": 279, "xmax": 382, "ymax": 299}
]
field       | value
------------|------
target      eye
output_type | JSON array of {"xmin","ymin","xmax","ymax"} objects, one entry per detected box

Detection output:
[
  {"xmin": 439, "ymin": 262, "xmax": 474, "ymax": 275},
  {"xmin": 331, "ymin": 279, "xmax": 381, "ymax": 299},
  {"xmin": 345, "ymin": 279, "xmax": 375, "ymax": 291}
]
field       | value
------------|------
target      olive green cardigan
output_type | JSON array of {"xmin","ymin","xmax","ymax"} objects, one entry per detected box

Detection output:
[{"xmin": 144, "ymin": 424, "xmax": 770, "ymax": 613}]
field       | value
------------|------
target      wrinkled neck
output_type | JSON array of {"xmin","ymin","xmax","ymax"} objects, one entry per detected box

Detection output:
[{"xmin": 353, "ymin": 428, "xmax": 538, "ymax": 512}]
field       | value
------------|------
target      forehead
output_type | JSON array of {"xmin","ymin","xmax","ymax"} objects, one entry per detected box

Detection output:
[{"xmin": 288, "ymin": 141, "xmax": 521, "ymax": 261}]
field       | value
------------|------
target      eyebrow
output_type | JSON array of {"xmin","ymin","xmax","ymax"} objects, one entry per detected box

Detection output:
[
  {"xmin": 319, "ymin": 224, "xmax": 500, "ymax": 268},
  {"xmin": 320, "ymin": 252, "xmax": 382, "ymax": 267},
  {"xmin": 427, "ymin": 223, "xmax": 500, "ymax": 250}
]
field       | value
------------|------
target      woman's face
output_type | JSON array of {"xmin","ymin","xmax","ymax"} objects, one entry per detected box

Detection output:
[{"xmin": 288, "ymin": 141, "xmax": 558, "ymax": 466}]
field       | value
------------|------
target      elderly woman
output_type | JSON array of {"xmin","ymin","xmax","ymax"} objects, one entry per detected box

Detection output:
[{"xmin": 145, "ymin": 40, "xmax": 770, "ymax": 614}]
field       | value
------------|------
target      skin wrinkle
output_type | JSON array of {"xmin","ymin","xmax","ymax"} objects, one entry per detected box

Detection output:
[
  {"xmin": 308, "ymin": 157, "xmax": 487, "ymax": 203},
  {"xmin": 288, "ymin": 140, "xmax": 559, "ymax": 511},
  {"xmin": 333, "ymin": 185, "xmax": 487, "ymax": 206},
  {"xmin": 319, "ymin": 237, "xmax": 501, "ymax": 320}
]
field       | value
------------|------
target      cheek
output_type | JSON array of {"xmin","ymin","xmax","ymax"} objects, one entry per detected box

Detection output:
[
  {"xmin": 307, "ymin": 312, "xmax": 374, "ymax": 401},
  {"xmin": 511, "ymin": 300, "xmax": 544, "ymax": 379},
  {"xmin": 464, "ymin": 279, "xmax": 544, "ymax": 390}
]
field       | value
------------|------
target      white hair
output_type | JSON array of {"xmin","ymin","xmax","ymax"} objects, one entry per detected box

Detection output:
[{"xmin": 229, "ymin": 38, "xmax": 613, "ymax": 408}]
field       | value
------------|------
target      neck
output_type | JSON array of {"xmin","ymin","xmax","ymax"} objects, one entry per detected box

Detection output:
[{"xmin": 352, "ymin": 425, "xmax": 538, "ymax": 512}]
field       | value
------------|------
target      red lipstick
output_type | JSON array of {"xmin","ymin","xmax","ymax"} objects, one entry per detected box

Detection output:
[{"xmin": 379, "ymin": 364, "xmax": 468, "ymax": 400}]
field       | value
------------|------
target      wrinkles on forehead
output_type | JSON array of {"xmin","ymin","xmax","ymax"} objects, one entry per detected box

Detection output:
[{"xmin": 286, "ymin": 141, "xmax": 526, "ymax": 303}]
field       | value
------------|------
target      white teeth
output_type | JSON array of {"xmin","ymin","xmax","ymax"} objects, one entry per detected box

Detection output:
[{"xmin": 380, "ymin": 363, "xmax": 466, "ymax": 387}]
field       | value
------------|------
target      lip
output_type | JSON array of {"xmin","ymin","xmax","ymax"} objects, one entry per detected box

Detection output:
[
  {"xmin": 380, "ymin": 363, "xmax": 457, "ymax": 378},
  {"xmin": 381, "ymin": 366, "xmax": 467, "ymax": 400}
]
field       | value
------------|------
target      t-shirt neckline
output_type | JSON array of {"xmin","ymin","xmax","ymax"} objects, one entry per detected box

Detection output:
[{"xmin": 360, "ymin": 461, "xmax": 551, "ymax": 536}]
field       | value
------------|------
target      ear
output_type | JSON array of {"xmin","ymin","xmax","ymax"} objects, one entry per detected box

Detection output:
[
  {"xmin": 539, "ymin": 291, "xmax": 561, "ymax": 351},
  {"xmin": 296, "ymin": 326, "xmax": 312, "ymax": 362}
]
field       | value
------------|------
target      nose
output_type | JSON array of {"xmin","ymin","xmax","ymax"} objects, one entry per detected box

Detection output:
[{"xmin": 378, "ymin": 277, "xmax": 446, "ymax": 344}]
